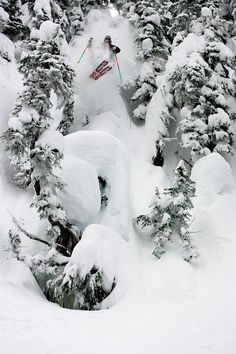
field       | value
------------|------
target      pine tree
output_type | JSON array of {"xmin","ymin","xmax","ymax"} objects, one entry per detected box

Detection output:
[
  {"xmin": 4, "ymin": 21, "xmax": 75, "ymax": 187},
  {"xmin": 0, "ymin": 0, "xmax": 29, "ymax": 40},
  {"xmin": 162, "ymin": 5, "xmax": 236, "ymax": 160},
  {"xmin": 130, "ymin": 0, "xmax": 169, "ymax": 121},
  {"xmin": 136, "ymin": 161, "xmax": 198, "ymax": 261},
  {"xmin": 49, "ymin": 266, "xmax": 112, "ymax": 310}
]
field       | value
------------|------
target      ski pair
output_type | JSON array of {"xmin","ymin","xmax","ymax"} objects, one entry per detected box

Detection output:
[{"xmin": 89, "ymin": 60, "xmax": 112, "ymax": 81}]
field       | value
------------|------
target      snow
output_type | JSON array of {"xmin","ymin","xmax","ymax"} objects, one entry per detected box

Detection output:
[
  {"xmin": 18, "ymin": 107, "xmax": 40, "ymax": 124},
  {"xmin": 39, "ymin": 20, "xmax": 60, "ymax": 42},
  {"xmin": 191, "ymin": 153, "xmax": 235, "ymax": 196},
  {"xmin": 208, "ymin": 108, "xmax": 230, "ymax": 128},
  {"xmin": 201, "ymin": 7, "xmax": 212, "ymax": 18},
  {"xmin": 33, "ymin": 0, "xmax": 52, "ymax": 21},
  {"xmin": 0, "ymin": 6, "xmax": 9, "ymax": 22},
  {"xmin": 142, "ymin": 37, "xmax": 153, "ymax": 52},
  {"xmin": 0, "ymin": 33, "xmax": 15, "ymax": 63},
  {"xmin": 57, "ymin": 156, "xmax": 101, "ymax": 227},
  {"xmin": 68, "ymin": 223, "xmax": 129, "ymax": 307},
  {"xmin": 1, "ymin": 7, "xmax": 236, "ymax": 354},
  {"xmin": 8, "ymin": 117, "xmax": 23, "ymax": 131},
  {"xmin": 36, "ymin": 129, "xmax": 64, "ymax": 153},
  {"xmin": 64, "ymin": 130, "xmax": 130, "ymax": 240}
]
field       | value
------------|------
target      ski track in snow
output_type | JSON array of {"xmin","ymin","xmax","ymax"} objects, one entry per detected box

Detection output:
[{"xmin": 0, "ymin": 9, "xmax": 236, "ymax": 354}]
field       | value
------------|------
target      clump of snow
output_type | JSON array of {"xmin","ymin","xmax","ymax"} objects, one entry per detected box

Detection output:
[
  {"xmin": 18, "ymin": 107, "xmax": 39, "ymax": 124},
  {"xmin": 36, "ymin": 129, "xmax": 64, "ymax": 153},
  {"xmin": 142, "ymin": 38, "xmax": 153, "ymax": 52},
  {"xmin": 58, "ymin": 156, "xmax": 101, "ymax": 226},
  {"xmin": 208, "ymin": 108, "xmax": 230, "ymax": 128},
  {"xmin": 191, "ymin": 153, "xmax": 235, "ymax": 196},
  {"xmin": 0, "ymin": 7, "xmax": 9, "ymax": 22},
  {"xmin": 39, "ymin": 20, "xmax": 60, "ymax": 42},
  {"xmin": 201, "ymin": 7, "xmax": 212, "ymax": 18},
  {"xmin": 67, "ymin": 223, "xmax": 129, "ymax": 307},
  {"xmin": 33, "ymin": 0, "xmax": 52, "ymax": 21},
  {"xmin": 8, "ymin": 117, "xmax": 23, "ymax": 131}
]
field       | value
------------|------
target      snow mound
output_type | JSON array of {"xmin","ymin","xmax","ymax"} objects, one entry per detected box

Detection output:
[
  {"xmin": 68, "ymin": 223, "xmax": 129, "ymax": 307},
  {"xmin": 191, "ymin": 153, "xmax": 235, "ymax": 196},
  {"xmin": 58, "ymin": 156, "xmax": 101, "ymax": 226},
  {"xmin": 36, "ymin": 129, "xmax": 64, "ymax": 153},
  {"xmin": 64, "ymin": 131, "xmax": 130, "ymax": 240},
  {"xmin": 39, "ymin": 20, "xmax": 60, "ymax": 42}
]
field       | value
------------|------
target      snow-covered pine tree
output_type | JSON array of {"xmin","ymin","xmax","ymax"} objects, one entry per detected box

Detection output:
[
  {"xmin": 0, "ymin": 0, "xmax": 28, "ymax": 41},
  {"xmin": 30, "ymin": 130, "xmax": 78, "ymax": 256},
  {"xmin": 66, "ymin": 0, "xmax": 85, "ymax": 41},
  {"xmin": 136, "ymin": 161, "xmax": 198, "ymax": 261},
  {"xmin": 130, "ymin": 0, "xmax": 169, "ymax": 121},
  {"xmin": 168, "ymin": 0, "xmax": 203, "ymax": 44},
  {"xmin": 48, "ymin": 266, "xmax": 112, "ymax": 310},
  {"xmin": 4, "ymin": 20, "xmax": 75, "ymax": 187}
]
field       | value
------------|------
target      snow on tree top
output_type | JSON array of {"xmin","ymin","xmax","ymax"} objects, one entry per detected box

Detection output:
[
  {"xmin": 208, "ymin": 109, "xmax": 230, "ymax": 129},
  {"xmin": 34, "ymin": 0, "xmax": 52, "ymax": 21},
  {"xmin": 201, "ymin": 7, "xmax": 212, "ymax": 18},
  {"xmin": 0, "ymin": 6, "xmax": 9, "ymax": 22},
  {"xmin": 36, "ymin": 129, "xmax": 64, "ymax": 152},
  {"xmin": 39, "ymin": 20, "xmax": 60, "ymax": 42}
]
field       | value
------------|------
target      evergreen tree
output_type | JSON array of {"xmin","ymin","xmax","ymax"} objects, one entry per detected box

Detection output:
[
  {"xmin": 136, "ymin": 161, "xmax": 198, "ymax": 261},
  {"xmin": 0, "ymin": 0, "xmax": 29, "ymax": 40},
  {"xmin": 130, "ymin": 0, "xmax": 169, "ymax": 121}
]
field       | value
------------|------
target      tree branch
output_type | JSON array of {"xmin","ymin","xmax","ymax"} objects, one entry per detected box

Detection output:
[{"xmin": 8, "ymin": 210, "xmax": 51, "ymax": 247}]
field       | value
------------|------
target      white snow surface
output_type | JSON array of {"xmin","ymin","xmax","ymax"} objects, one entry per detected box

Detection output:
[
  {"xmin": 58, "ymin": 156, "xmax": 101, "ymax": 226},
  {"xmin": 64, "ymin": 130, "xmax": 130, "ymax": 240},
  {"xmin": 1, "ymin": 8, "xmax": 236, "ymax": 354},
  {"xmin": 191, "ymin": 152, "xmax": 235, "ymax": 196}
]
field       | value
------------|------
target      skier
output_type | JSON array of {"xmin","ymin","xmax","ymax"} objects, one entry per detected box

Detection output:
[{"xmin": 89, "ymin": 35, "xmax": 121, "ymax": 80}]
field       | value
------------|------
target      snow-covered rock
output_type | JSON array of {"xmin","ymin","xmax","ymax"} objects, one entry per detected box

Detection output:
[
  {"xmin": 67, "ymin": 223, "xmax": 129, "ymax": 307},
  {"xmin": 191, "ymin": 153, "xmax": 235, "ymax": 196},
  {"xmin": 58, "ymin": 156, "xmax": 101, "ymax": 226}
]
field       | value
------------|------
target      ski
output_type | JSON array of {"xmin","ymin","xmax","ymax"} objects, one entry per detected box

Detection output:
[
  {"xmin": 92, "ymin": 65, "xmax": 112, "ymax": 80},
  {"xmin": 89, "ymin": 60, "xmax": 109, "ymax": 79}
]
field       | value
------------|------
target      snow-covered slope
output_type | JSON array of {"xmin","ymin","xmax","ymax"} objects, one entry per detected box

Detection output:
[{"xmin": 1, "ymin": 8, "xmax": 236, "ymax": 354}]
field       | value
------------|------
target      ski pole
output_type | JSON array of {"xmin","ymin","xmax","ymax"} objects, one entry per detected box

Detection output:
[
  {"xmin": 114, "ymin": 51, "xmax": 123, "ymax": 84},
  {"xmin": 77, "ymin": 38, "xmax": 93, "ymax": 64}
]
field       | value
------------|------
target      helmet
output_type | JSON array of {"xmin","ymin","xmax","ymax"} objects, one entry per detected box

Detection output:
[{"xmin": 104, "ymin": 35, "xmax": 111, "ymax": 43}]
